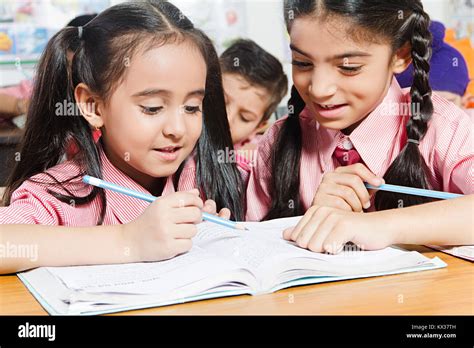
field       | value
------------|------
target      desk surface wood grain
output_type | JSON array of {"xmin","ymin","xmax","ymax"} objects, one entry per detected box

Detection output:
[{"xmin": 0, "ymin": 245, "xmax": 472, "ymax": 315}]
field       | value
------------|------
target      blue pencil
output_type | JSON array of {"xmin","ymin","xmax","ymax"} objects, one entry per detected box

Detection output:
[
  {"xmin": 83, "ymin": 175, "xmax": 247, "ymax": 230},
  {"xmin": 365, "ymin": 183, "xmax": 463, "ymax": 200}
]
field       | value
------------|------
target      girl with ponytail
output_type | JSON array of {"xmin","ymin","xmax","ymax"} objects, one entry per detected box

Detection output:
[
  {"xmin": 0, "ymin": 0, "xmax": 244, "ymax": 273},
  {"xmin": 247, "ymin": 0, "xmax": 473, "ymax": 253}
]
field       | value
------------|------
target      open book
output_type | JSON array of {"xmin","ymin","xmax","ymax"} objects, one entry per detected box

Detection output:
[
  {"xmin": 426, "ymin": 245, "xmax": 474, "ymax": 262},
  {"xmin": 18, "ymin": 216, "xmax": 446, "ymax": 315}
]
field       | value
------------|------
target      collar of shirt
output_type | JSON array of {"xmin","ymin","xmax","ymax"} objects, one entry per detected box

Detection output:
[
  {"xmin": 306, "ymin": 78, "xmax": 406, "ymax": 176},
  {"xmin": 99, "ymin": 144, "xmax": 196, "ymax": 224}
]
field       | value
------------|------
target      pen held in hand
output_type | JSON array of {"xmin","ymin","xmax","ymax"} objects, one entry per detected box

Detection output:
[{"xmin": 83, "ymin": 175, "xmax": 247, "ymax": 230}]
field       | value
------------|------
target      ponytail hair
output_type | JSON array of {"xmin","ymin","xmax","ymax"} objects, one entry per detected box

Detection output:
[
  {"xmin": 3, "ymin": 26, "xmax": 106, "ymax": 223},
  {"xmin": 375, "ymin": 8, "xmax": 434, "ymax": 210},
  {"xmin": 194, "ymin": 29, "xmax": 245, "ymax": 221},
  {"xmin": 264, "ymin": 86, "xmax": 305, "ymax": 220}
]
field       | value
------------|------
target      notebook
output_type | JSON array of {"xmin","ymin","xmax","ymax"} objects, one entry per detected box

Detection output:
[
  {"xmin": 18, "ymin": 216, "xmax": 446, "ymax": 315},
  {"xmin": 426, "ymin": 245, "xmax": 474, "ymax": 262}
]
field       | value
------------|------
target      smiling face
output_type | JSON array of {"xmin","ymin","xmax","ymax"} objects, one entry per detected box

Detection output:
[
  {"xmin": 90, "ymin": 41, "xmax": 207, "ymax": 191},
  {"xmin": 289, "ymin": 16, "xmax": 409, "ymax": 134},
  {"xmin": 222, "ymin": 73, "xmax": 270, "ymax": 144}
]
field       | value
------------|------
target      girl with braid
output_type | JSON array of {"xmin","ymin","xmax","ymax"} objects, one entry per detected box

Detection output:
[{"xmin": 246, "ymin": 0, "xmax": 473, "ymax": 253}]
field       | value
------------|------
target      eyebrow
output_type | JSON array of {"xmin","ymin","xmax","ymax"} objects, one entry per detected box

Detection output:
[
  {"xmin": 332, "ymin": 51, "xmax": 371, "ymax": 59},
  {"xmin": 290, "ymin": 44, "xmax": 371, "ymax": 60},
  {"xmin": 290, "ymin": 44, "xmax": 312, "ymax": 58},
  {"xmin": 132, "ymin": 89, "xmax": 205, "ymax": 98}
]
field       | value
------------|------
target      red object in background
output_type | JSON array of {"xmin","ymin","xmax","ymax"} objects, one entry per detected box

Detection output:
[{"xmin": 226, "ymin": 10, "xmax": 237, "ymax": 26}]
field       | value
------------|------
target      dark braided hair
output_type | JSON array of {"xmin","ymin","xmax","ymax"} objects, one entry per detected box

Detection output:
[
  {"xmin": 375, "ymin": 8, "xmax": 434, "ymax": 210},
  {"xmin": 264, "ymin": 86, "xmax": 305, "ymax": 220},
  {"xmin": 264, "ymin": 0, "xmax": 435, "ymax": 219}
]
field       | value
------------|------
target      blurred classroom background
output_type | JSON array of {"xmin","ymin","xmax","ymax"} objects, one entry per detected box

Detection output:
[{"xmin": 1, "ymin": 0, "xmax": 472, "ymax": 106}]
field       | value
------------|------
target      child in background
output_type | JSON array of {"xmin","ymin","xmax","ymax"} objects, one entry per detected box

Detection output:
[
  {"xmin": 247, "ymin": 0, "xmax": 473, "ymax": 254},
  {"xmin": 220, "ymin": 39, "xmax": 288, "ymax": 161},
  {"xmin": 0, "ymin": 1, "xmax": 243, "ymax": 273},
  {"xmin": 396, "ymin": 21, "xmax": 470, "ymax": 108},
  {"xmin": 0, "ymin": 14, "xmax": 97, "ymax": 122},
  {"xmin": 444, "ymin": 27, "xmax": 474, "ymax": 111}
]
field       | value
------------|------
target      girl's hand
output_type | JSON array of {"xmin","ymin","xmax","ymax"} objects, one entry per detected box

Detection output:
[
  {"xmin": 312, "ymin": 163, "xmax": 384, "ymax": 212},
  {"xmin": 282, "ymin": 206, "xmax": 397, "ymax": 254},
  {"xmin": 202, "ymin": 199, "xmax": 231, "ymax": 219},
  {"xmin": 123, "ymin": 189, "xmax": 204, "ymax": 262}
]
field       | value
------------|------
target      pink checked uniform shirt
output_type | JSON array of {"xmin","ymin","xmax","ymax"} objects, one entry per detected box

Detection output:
[
  {"xmin": 246, "ymin": 79, "xmax": 474, "ymax": 221},
  {"xmin": 0, "ymin": 144, "xmax": 248, "ymax": 225}
]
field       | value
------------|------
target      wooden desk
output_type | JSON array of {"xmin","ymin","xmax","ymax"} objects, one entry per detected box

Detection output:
[{"xmin": 0, "ymin": 246, "xmax": 472, "ymax": 315}]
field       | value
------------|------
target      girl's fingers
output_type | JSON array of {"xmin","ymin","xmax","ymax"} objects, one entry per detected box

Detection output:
[
  {"xmin": 321, "ymin": 227, "xmax": 353, "ymax": 255},
  {"xmin": 202, "ymin": 199, "xmax": 217, "ymax": 215},
  {"xmin": 217, "ymin": 208, "xmax": 231, "ymax": 220},
  {"xmin": 282, "ymin": 227, "xmax": 294, "ymax": 240},
  {"xmin": 319, "ymin": 189, "xmax": 358, "ymax": 212},
  {"xmin": 295, "ymin": 213, "xmax": 324, "ymax": 248},
  {"xmin": 285, "ymin": 206, "xmax": 318, "ymax": 241},
  {"xmin": 172, "ymin": 206, "xmax": 202, "ymax": 224},
  {"xmin": 202, "ymin": 200, "xmax": 231, "ymax": 219},
  {"xmin": 335, "ymin": 163, "xmax": 384, "ymax": 187},
  {"xmin": 168, "ymin": 191, "xmax": 203, "ymax": 209},
  {"xmin": 307, "ymin": 213, "xmax": 340, "ymax": 253},
  {"xmin": 171, "ymin": 224, "xmax": 198, "ymax": 239},
  {"xmin": 172, "ymin": 239, "xmax": 193, "ymax": 256},
  {"xmin": 322, "ymin": 173, "xmax": 371, "ymax": 210},
  {"xmin": 295, "ymin": 207, "xmax": 334, "ymax": 248}
]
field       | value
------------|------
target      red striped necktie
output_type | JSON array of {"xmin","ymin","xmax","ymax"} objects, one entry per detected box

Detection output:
[{"xmin": 333, "ymin": 139, "xmax": 361, "ymax": 166}]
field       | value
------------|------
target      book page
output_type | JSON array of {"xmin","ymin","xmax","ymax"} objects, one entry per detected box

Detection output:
[
  {"xmin": 426, "ymin": 245, "xmax": 474, "ymax": 261},
  {"xmin": 194, "ymin": 219, "xmax": 319, "ymax": 277},
  {"xmin": 195, "ymin": 217, "xmax": 439, "ymax": 292},
  {"xmin": 47, "ymin": 246, "xmax": 254, "ymax": 297}
]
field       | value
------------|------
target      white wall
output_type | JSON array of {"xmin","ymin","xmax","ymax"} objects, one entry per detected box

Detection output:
[
  {"xmin": 244, "ymin": 0, "xmax": 291, "ymax": 108},
  {"xmin": 244, "ymin": 0, "xmax": 286, "ymax": 61},
  {"xmin": 422, "ymin": 0, "xmax": 451, "ymax": 23}
]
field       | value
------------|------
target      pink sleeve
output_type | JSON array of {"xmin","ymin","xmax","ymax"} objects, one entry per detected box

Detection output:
[
  {"xmin": 233, "ymin": 153, "xmax": 251, "ymax": 187},
  {"xmin": 0, "ymin": 184, "xmax": 63, "ymax": 225},
  {"xmin": 462, "ymin": 108, "xmax": 474, "ymax": 121},
  {"xmin": 434, "ymin": 110, "xmax": 474, "ymax": 194},
  {"xmin": 0, "ymin": 79, "xmax": 33, "ymax": 99},
  {"xmin": 245, "ymin": 120, "xmax": 284, "ymax": 221}
]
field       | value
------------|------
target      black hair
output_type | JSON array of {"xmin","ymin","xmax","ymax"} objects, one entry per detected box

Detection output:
[
  {"xmin": 264, "ymin": 0, "xmax": 434, "ymax": 219},
  {"xmin": 3, "ymin": 0, "xmax": 244, "ymax": 222},
  {"xmin": 67, "ymin": 14, "xmax": 97, "ymax": 52},
  {"xmin": 67, "ymin": 14, "xmax": 97, "ymax": 27},
  {"xmin": 220, "ymin": 38, "xmax": 288, "ymax": 122}
]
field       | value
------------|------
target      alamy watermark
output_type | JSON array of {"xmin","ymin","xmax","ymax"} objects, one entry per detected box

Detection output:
[
  {"xmin": 55, "ymin": 100, "xmax": 95, "ymax": 117},
  {"xmin": 217, "ymin": 147, "xmax": 258, "ymax": 168},
  {"xmin": 0, "ymin": 242, "xmax": 38, "ymax": 262}
]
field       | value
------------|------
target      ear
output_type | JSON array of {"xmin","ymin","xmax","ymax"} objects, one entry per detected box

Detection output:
[
  {"xmin": 74, "ymin": 83, "xmax": 105, "ymax": 129},
  {"xmin": 392, "ymin": 42, "xmax": 412, "ymax": 74}
]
